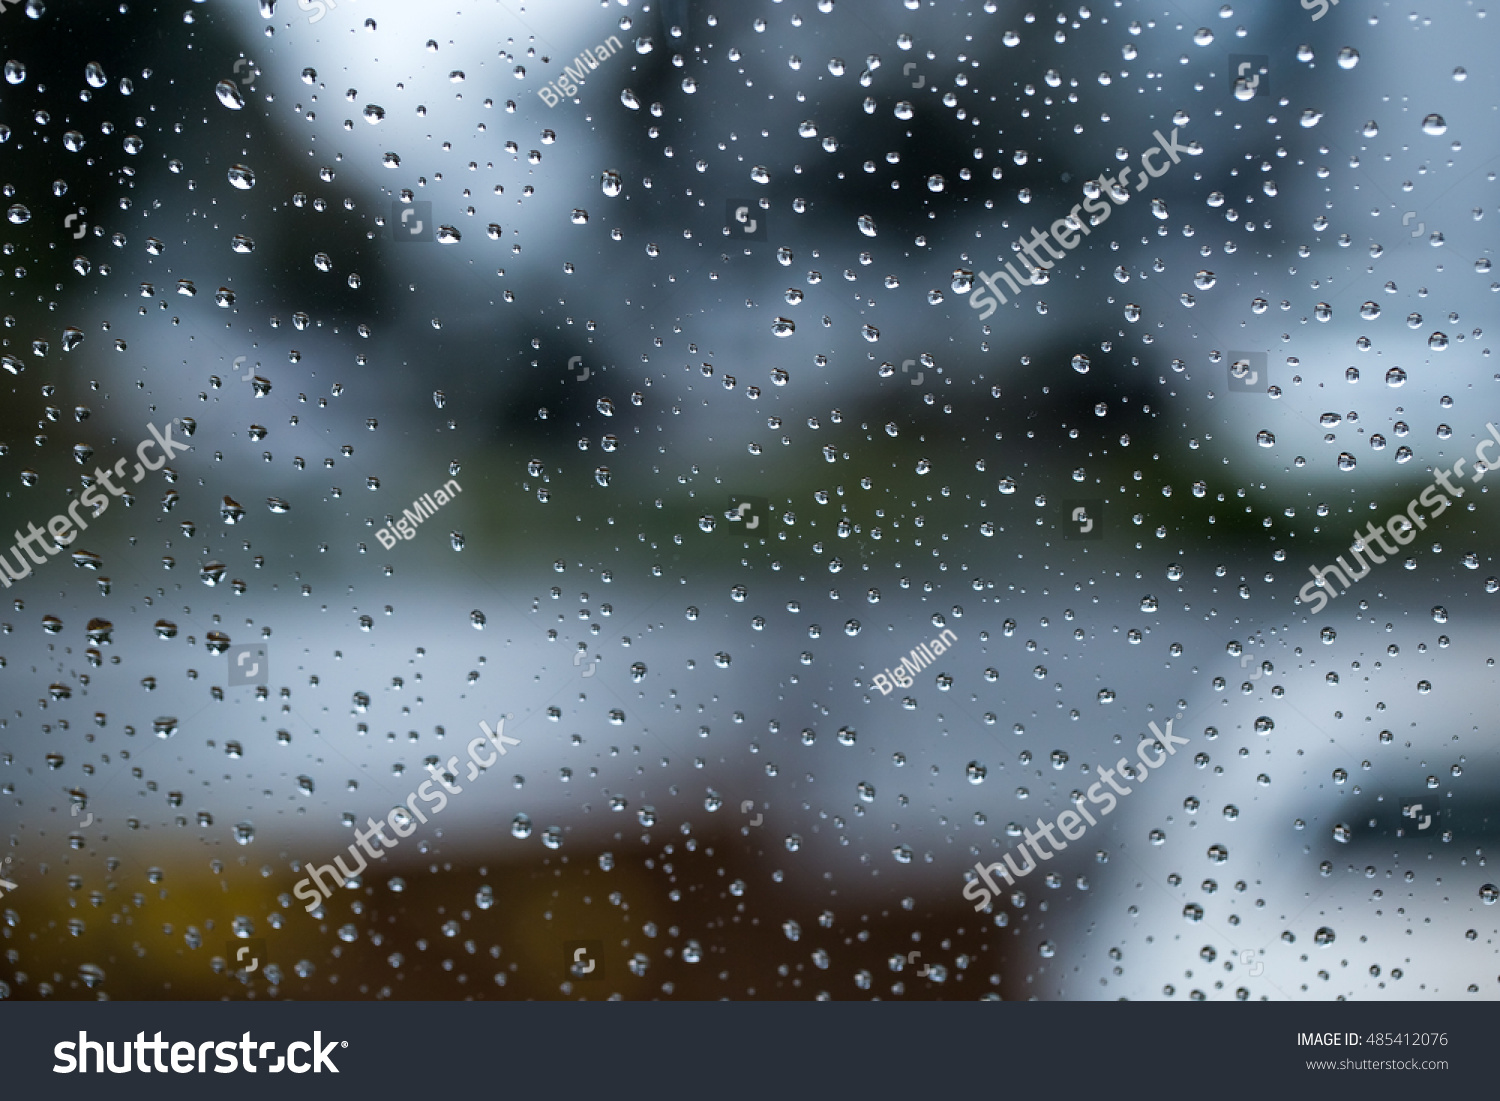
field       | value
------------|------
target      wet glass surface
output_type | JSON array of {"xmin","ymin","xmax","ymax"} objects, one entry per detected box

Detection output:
[{"xmin": 0, "ymin": 0, "xmax": 1496, "ymax": 1001}]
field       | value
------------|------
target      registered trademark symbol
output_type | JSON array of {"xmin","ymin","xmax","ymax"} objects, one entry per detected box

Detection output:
[{"xmin": 341, "ymin": 1041, "xmax": 349, "ymax": 1047}]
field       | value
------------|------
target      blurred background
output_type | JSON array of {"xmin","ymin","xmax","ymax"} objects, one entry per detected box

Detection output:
[{"xmin": 1, "ymin": 0, "xmax": 1497, "ymax": 1000}]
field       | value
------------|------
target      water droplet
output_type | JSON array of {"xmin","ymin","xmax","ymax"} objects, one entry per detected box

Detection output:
[{"xmin": 215, "ymin": 80, "xmax": 245, "ymax": 110}]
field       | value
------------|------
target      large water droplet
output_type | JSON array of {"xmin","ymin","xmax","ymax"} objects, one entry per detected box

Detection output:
[{"xmin": 215, "ymin": 80, "xmax": 245, "ymax": 110}]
